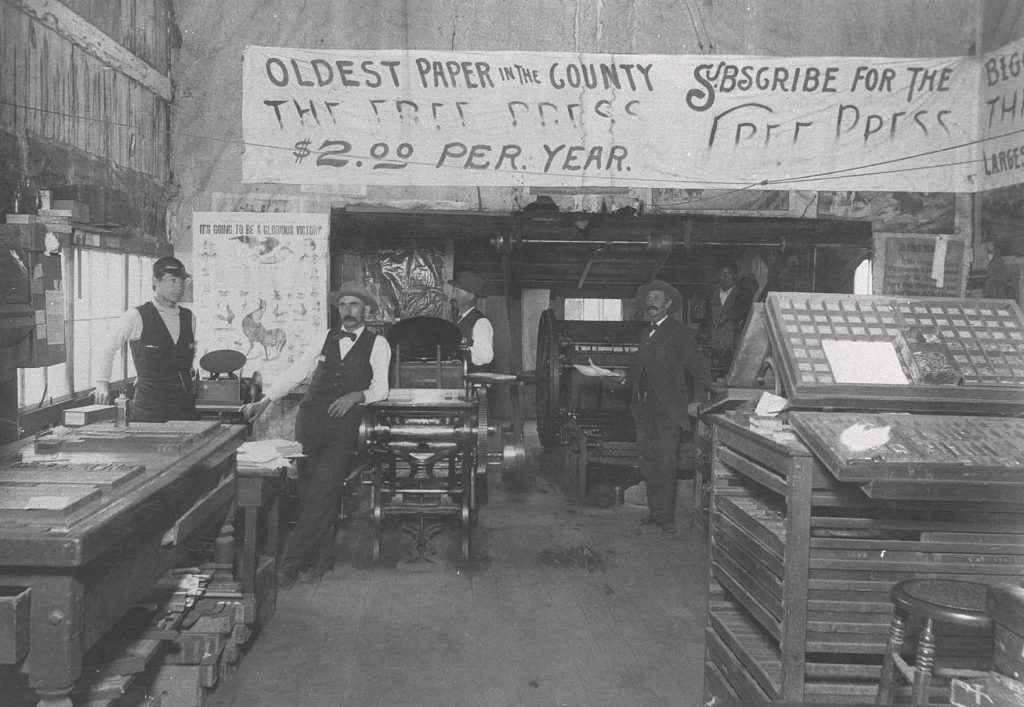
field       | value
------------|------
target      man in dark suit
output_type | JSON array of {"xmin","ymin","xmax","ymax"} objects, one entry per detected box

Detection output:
[
  {"xmin": 625, "ymin": 280, "xmax": 710, "ymax": 533},
  {"xmin": 709, "ymin": 263, "xmax": 752, "ymax": 365}
]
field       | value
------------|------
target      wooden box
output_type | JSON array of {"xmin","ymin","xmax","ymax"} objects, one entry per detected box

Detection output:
[
  {"xmin": 0, "ymin": 586, "xmax": 30, "ymax": 664},
  {"xmin": 63, "ymin": 404, "xmax": 116, "ymax": 426}
]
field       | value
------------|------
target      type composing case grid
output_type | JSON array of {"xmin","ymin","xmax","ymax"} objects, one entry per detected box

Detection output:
[{"xmin": 764, "ymin": 293, "xmax": 1024, "ymax": 413}]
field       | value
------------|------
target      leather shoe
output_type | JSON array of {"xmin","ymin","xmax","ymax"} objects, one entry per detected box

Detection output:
[
  {"xmin": 276, "ymin": 565, "xmax": 300, "ymax": 589},
  {"xmin": 660, "ymin": 523, "xmax": 678, "ymax": 534},
  {"xmin": 639, "ymin": 516, "xmax": 655, "ymax": 525},
  {"xmin": 297, "ymin": 568, "xmax": 328, "ymax": 584}
]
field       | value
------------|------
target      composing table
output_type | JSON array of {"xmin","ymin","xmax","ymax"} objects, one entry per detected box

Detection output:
[{"xmin": 0, "ymin": 421, "xmax": 246, "ymax": 707}]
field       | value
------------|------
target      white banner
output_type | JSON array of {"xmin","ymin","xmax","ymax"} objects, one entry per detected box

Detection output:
[
  {"xmin": 191, "ymin": 211, "xmax": 329, "ymax": 385},
  {"xmin": 242, "ymin": 47, "xmax": 982, "ymax": 192},
  {"xmin": 979, "ymin": 36, "xmax": 1024, "ymax": 191}
]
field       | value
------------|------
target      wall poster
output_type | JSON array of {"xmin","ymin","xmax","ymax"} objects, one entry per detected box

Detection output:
[
  {"xmin": 873, "ymin": 232, "xmax": 970, "ymax": 298},
  {"xmin": 191, "ymin": 211, "xmax": 329, "ymax": 385}
]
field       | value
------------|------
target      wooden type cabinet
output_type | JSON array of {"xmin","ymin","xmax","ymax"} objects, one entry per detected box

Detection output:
[{"xmin": 703, "ymin": 412, "xmax": 1024, "ymax": 704}]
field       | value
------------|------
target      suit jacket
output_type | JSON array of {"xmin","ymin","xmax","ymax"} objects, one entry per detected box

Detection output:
[
  {"xmin": 630, "ymin": 317, "xmax": 710, "ymax": 429},
  {"xmin": 710, "ymin": 286, "xmax": 750, "ymax": 353}
]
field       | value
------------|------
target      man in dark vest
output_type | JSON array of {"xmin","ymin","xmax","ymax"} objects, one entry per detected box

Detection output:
[
  {"xmin": 243, "ymin": 282, "xmax": 391, "ymax": 588},
  {"xmin": 449, "ymin": 271, "xmax": 493, "ymax": 372},
  {"xmin": 94, "ymin": 256, "xmax": 197, "ymax": 422},
  {"xmin": 621, "ymin": 280, "xmax": 710, "ymax": 534}
]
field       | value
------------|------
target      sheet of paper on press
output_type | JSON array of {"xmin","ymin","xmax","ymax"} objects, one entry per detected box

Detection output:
[
  {"xmin": 821, "ymin": 339, "xmax": 909, "ymax": 385},
  {"xmin": 572, "ymin": 358, "xmax": 620, "ymax": 378},
  {"xmin": 754, "ymin": 392, "xmax": 789, "ymax": 417}
]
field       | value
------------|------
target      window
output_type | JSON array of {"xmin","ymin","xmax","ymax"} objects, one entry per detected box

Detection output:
[
  {"xmin": 17, "ymin": 247, "xmax": 156, "ymax": 410},
  {"xmin": 854, "ymin": 258, "xmax": 873, "ymax": 295},
  {"xmin": 564, "ymin": 298, "xmax": 623, "ymax": 321}
]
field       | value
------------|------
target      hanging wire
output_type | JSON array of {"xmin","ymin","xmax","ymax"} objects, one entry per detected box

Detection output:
[
  {"xmin": 690, "ymin": 0, "xmax": 715, "ymax": 52},
  {"xmin": 0, "ymin": 97, "xmax": 1006, "ymax": 193},
  {"xmin": 681, "ymin": 0, "xmax": 706, "ymax": 51}
]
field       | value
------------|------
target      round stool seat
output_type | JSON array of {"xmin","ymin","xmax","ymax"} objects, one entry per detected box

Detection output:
[{"xmin": 891, "ymin": 579, "xmax": 993, "ymax": 631}]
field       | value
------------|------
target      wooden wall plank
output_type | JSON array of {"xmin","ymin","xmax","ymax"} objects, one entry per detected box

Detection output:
[
  {"xmin": 2, "ymin": 0, "xmax": 171, "ymax": 206},
  {"xmin": 13, "ymin": 0, "xmax": 171, "ymax": 102},
  {"xmin": 0, "ymin": 3, "xmax": 13, "ymax": 130},
  {"xmin": 29, "ymin": 20, "xmax": 41, "ymax": 137},
  {"xmin": 61, "ymin": 37, "xmax": 72, "ymax": 146},
  {"xmin": 40, "ymin": 30, "xmax": 51, "ymax": 140}
]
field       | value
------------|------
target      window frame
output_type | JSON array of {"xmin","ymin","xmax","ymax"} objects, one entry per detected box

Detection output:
[
  {"xmin": 563, "ymin": 297, "xmax": 624, "ymax": 322},
  {"xmin": 16, "ymin": 245, "xmax": 157, "ymax": 413}
]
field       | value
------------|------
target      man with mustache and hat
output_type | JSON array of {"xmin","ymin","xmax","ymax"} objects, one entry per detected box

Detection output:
[
  {"xmin": 448, "ymin": 271, "xmax": 493, "ymax": 372},
  {"xmin": 243, "ymin": 281, "xmax": 391, "ymax": 587},
  {"xmin": 623, "ymin": 279, "xmax": 710, "ymax": 534},
  {"xmin": 94, "ymin": 256, "xmax": 198, "ymax": 422}
]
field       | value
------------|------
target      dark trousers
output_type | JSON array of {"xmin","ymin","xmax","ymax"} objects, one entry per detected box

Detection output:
[
  {"xmin": 633, "ymin": 396, "xmax": 684, "ymax": 525},
  {"xmin": 282, "ymin": 415, "xmax": 360, "ymax": 572},
  {"xmin": 132, "ymin": 379, "xmax": 196, "ymax": 422}
]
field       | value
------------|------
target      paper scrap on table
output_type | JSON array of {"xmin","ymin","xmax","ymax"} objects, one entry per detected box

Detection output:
[
  {"xmin": 754, "ymin": 392, "xmax": 789, "ymax": 417},
  {"xmin": 821, "ymin": 339, "xmax": 908, "ymax": 385},
  {"xmin": 839, "ymin": 423, "xmax": 891, "ymax": 452},
  {"xmin": 572, "ymin": 358, "xmax": 620, "ymax": 378},
  {"xmin": 25, "ymin": 496, "xmax": 69, "ymax": 510}
]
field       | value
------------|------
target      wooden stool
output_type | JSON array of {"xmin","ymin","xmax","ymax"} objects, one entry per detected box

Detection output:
[{"xmin": 876, "ymin": 579, "xmax": 993, "ymax": 705}]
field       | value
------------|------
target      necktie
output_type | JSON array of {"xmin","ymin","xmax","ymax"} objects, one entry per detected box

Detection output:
[
  {"xmin": 646, "ymin": 325, "xmax": 658, "ymax": 339},
  {"xmin": 339, "ymin": 330, "xmax": 357, "ymax": 341}
]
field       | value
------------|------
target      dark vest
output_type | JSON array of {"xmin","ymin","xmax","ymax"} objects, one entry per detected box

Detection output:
[
  {"xmin": 295, "ymin": 328, "xmax": 376, "ymax": 447},
  {"xmin": 129, "ymin": 301, "xmax": 196, "ymax": 422},
  {"xmin": 457, "ymin": 308, "xmax": 492, "ymax": 373}
]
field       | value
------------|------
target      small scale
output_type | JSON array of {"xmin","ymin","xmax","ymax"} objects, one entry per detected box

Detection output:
[{"xmin": 194, "ymin": 349, "xmax": 262, "ymax": 417}]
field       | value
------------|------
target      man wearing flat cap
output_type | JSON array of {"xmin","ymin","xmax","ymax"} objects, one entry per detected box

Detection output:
[
  {"xmin": 94, "ymin": 256, "xmax": 198, "ymax": 422},
  {"xmin": 624, "ymin": 279, "xmax": 709, "ymax": 534},
  {"xmin": 449, "ymin": 271, "xmax": 494, "ymax": 372},
  {"xmin": 244, "ymin": 281, "xmax": 391, "ymax": 587}
]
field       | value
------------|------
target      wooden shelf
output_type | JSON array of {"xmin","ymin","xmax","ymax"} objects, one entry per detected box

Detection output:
[{"xmin": 704, "ymin": 412, "xmax": 1022, "ymax": 703}]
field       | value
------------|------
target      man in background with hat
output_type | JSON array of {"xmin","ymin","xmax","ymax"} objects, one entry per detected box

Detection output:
[
  {"xmin": 243, "ymin": 281, "xmax": 391, "ymax": 587},
  {"xmin": 449, "ymin": 271, "xmax": 494, "ymax": 372},
  {"xmin": 94, "ymin": 256, "xmax": 198, "ymax": 422},
  {"xmin": 623, "ymin": 279, "xmax": 709, "ymax": 534}
]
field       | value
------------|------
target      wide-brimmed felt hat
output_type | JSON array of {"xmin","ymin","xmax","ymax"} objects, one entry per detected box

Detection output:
[
  {"xmin": 636, "ymin": 279, "xmax": 683, "ymax": 312},
  {"xmin": 329, "ymin": 281, "xmax": 377, "ymax": 309},
  {"xmin": 448, "ymin": 271, "xmax": 485, "ymax": 297}
]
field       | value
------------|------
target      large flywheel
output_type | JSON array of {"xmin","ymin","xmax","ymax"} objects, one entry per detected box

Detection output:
[{"xmin": 535, "ymin": 308, "xmax": 560, "ymax": 449}]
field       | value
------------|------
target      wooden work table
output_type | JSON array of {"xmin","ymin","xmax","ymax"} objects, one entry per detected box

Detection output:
[
  {"xmin": 0, "ymin": 420, "xmax": 246, "ymax": 707},
  {"xmin": 704, "ymin": 411, "xmax": 1024, "ymax": 704}
]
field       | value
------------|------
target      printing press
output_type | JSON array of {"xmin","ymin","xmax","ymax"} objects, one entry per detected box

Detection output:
[
  {"xmin": 534, "ymin": 309, "xmax": 646, "ymax": 498},
  {"xmin": 701, "ymin": 293, "xmax": 1024, "ymax": 704},
  {"xmin": 356, "ymin": 317, "xmax": 525, "ymax": 562}
]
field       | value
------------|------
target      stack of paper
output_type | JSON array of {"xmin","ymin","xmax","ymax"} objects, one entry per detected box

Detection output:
[{"xmin": 237, "ymin": 439, "xmax": 303, "ymax": 470}]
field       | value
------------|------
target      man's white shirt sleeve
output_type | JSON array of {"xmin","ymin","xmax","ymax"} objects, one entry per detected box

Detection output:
[
  {"xmin": 365, "ymin": 336, "xmax": 391, "ymax": 404},
  {"xmin": 263, "ymin": 331, "xmax": 392, "ymax": 403},
  {"xmin": 94, "ymin": 309, "xmax": 143, "ymax": 386},
  {"xmin": 470, "ymin": 317, "xmax": 494, "ymax": 366},
  {"xmin": 264, "ymin": 330, "xmax": 329, "ymax": 401}
]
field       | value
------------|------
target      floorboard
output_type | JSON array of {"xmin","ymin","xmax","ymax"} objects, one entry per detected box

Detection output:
[{"xmin": 208, "ymin": 436, "xmax": 709, "ymax": 707}]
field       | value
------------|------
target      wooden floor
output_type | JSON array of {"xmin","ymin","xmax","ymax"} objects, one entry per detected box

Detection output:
[{"xmin": 209, "ymin": 441, "xmax": 709, "ymax": 707}]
